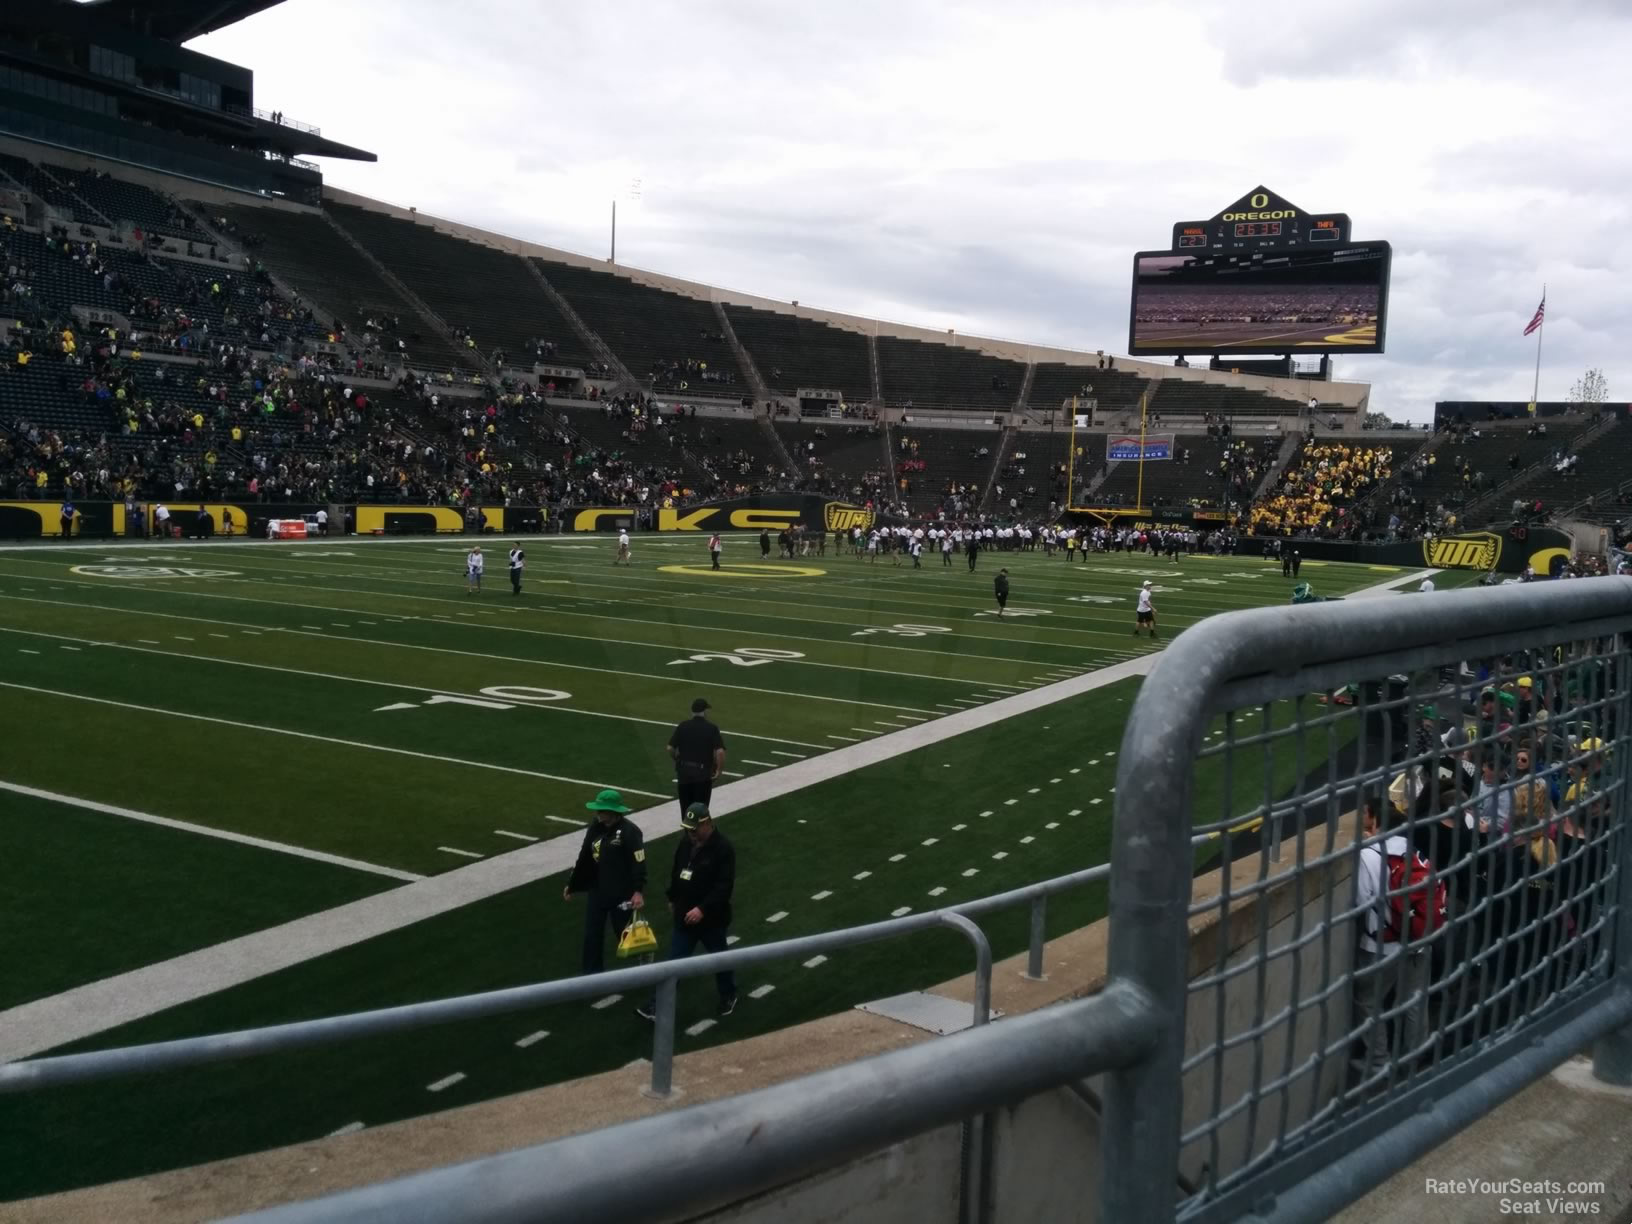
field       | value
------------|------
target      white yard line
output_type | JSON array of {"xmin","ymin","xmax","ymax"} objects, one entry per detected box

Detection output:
[
  {"xmin": 0, "ymin": 588, "xmax": 933, "ymax": 719},
  {"xmin": 20, "ymin": 618, "xmax": 838, "ymax": 752},
  {"xmin": 494, "ymin": 830, "xmax": 539, "ymax": 842},
  {"xmin": 426, "ymin": 1073, "xmax": 465, "ymax": 1093},
  {"xmin": 0, "ymin": 780, "xmax": 421, "ymax": 882},
  {"xmin": 0, "ymin": 681, "xmax": 667, "ymax": 799}
]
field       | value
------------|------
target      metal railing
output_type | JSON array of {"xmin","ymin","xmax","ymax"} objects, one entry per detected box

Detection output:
[
  {"xmin": 4, "ymin": 582, "xmax": 1631, "ymax": 1223},
  {"xmin": 0, "ymin": 858, "xmax": 1131, "ymax": 1104}
]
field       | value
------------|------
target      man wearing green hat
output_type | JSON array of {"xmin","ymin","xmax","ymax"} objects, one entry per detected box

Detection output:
[
  {"xmin": 564, "ymin": 789, "xmax": 647, "ymax": 974},
  {"xmin": 637, "ymin": 802, "xmax": 738, "ymax": 1021}
]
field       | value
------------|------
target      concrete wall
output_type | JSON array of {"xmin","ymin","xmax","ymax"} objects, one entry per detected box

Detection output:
[
  {"xmin": 684, "ymin": 819, "xmax": 1359, "ymax": 1224},
  {"xmin": 703, "ymin": 1130, "xmax": 963, "ymax": 1224}
]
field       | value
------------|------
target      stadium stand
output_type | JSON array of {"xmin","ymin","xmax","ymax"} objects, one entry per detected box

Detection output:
[
  {"xmin": 538, "ymin": 259, "xmax": 740, "ymax": 393},
  {"xmin": 1095, "ymin": 434, "xmax": 1233, "ymax": 508},
  {"xmin": 1248, "ymin": 437, "xmax": 1401, "ymax": 534},
  {"xmin": 0, "ymin": 153, "xmax": 98, "ymax": 222},
  {"xmin": 893, "ymin": 425, "xmax": 1002, "ymax": 515},
  {"xmin": 1025, "ymin": 363, "xmax": 1150, "ymax": 416},
  {"xmin": 198, "ymin": 200, "xmax": 478, "ymax": 372},
  {"xmin": 722, "ymin": 304, "xmax": 872, "ymax": 402},
  {"xmin": 1143, "ymin": 378, "xmax": 1298, "ymax": 420},
  {"xmin": 667, "ymin": 412, "xmax": 789, "ymax": 497},
  {"xmin": 775, "ymin": 419, "xmax": 891, "ymax": 503},
  {"xmin": 43, "ymin": 163, "xmax": 201, "ymax": 239},
  {"xmin": 877, "ymin": 335, "xmax": 1024, "ymax": 411},
  {"xmin": 1486, "ymin": 416, "xmax": 1627, "ymax": 522},
  {"xmin": 327, "ymin": 202, "xmax": 594, "ymax": 371},
  {"xmin": 1408, "ymin": 422, "xmax": 1586, "ymax": 515},
  {"xmin": 996, "ymin": 428, "xmax": 1085, "ymax": 515}
]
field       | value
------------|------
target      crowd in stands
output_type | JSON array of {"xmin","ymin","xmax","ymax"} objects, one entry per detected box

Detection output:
[
  {"xmin": 1134, "ymin": 285, "xmax": 1380, "ymax": 327},
  {"xmin": 1249, "ymin": 440, "xmax": 1394, "ymax": 535}
]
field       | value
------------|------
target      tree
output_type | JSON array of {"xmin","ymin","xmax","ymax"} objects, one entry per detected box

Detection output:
[
  {"xmin": 1568, "ymin": 368, "xmax": 1609, "ymax": 410},
  {"xmin": 1363, "ymin": 410, "xmax": 1393, "ymax": 431}
]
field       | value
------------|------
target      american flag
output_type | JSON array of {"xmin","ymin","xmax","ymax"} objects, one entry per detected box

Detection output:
[{"xmin": 1523, "ymin": 298, "xmax": 1545, "ymax": 336}]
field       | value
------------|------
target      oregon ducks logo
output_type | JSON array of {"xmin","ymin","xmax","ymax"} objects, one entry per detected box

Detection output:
[
  {"xmin": 824, "ymin": 501, "xmax": 875, "ymax": 533},
  {"xmin": 1423, "ymin": 532, "xmax": 1501, "ymax": 570}
]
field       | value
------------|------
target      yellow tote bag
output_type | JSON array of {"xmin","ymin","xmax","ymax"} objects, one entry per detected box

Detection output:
[{"xmin": 617, "ymin": 910, "xmax": 658, "ymax": 960}]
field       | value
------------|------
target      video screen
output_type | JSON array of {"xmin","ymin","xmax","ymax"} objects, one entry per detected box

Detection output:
[{"xmin": 1128, "ymin": 243, "xmax": 1390, "ymax": 355}]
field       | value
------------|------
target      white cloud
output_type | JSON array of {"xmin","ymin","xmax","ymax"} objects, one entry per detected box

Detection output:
[{"xmin": 191, "ymin": 0, "xmax": 1632, "ymax": 420}]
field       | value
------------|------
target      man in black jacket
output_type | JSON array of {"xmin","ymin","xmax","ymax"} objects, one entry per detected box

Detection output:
[
  {"xmin": 994, "ymin": 568, "xmax": 1010, "ymax": 616},
  {"xmin": 564, "ymin": 789, "xmax": 646, "ymax": 974},
  {"xmin": 668, "ymin": 697, "xmax": 725, "ymax": 817},
  {"xmin": 638, "ymin": 802, "xmax": 738, "ymax": 1020}
]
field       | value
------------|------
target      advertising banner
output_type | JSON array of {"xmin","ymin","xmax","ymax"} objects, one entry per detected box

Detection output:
[{"xmin": 1107, "ymin": 435, "xmax": 1173, "ymax": 462}]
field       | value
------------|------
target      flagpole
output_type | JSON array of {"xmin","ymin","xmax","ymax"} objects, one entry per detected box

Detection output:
[
  {"xmin": 1530, "ymin": 284, "xmax": 1545, "ymax": 411},
  {"xmin": 1136, "ymin": 390, "xmax": 1148, "ymax": 512}
]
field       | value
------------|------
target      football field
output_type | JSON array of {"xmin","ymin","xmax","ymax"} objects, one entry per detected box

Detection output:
[{"xmin": 0, "ymin": 534, "xmax": 1425, "ymax": 1197}]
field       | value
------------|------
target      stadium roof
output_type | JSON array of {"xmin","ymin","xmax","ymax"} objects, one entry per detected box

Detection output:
[{"xmin": 72, "ymin": 0, "xmax": 288, "ymax": 43}]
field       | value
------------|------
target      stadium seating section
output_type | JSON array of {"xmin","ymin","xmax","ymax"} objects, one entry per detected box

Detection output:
[
  {"xmin": 1145, "ymin": 379, "xmax": 1297, "ymax": 419},
  {"xmin": 1494, "ymin": 417, "xmax": 1626, "ymax": 520},
  {"xmin": 893, "ymin": 426, "xmax": 1003, "ymax": 514},
  {"xmin": 774, "ymin": 420, "xmax": 889, "ymax": 501},
  {"xmin": 1025, "ymin": 363, "xmax": 1150, "ymax": 416},
  {"xmin": 538, "ymin": 259, "xmax": 739, "ymax": 392},
  {"xmin": 13, "ymin": 150, "xmax": 1626, "ymax": 533},
  {"xmin": 197, "ymin": 200, "xmax": 477, "ymax": 372},
  {"xmin": 877, "ymin": 336, "xmax": 1024, "ymax": 411},
  {"xmin": 0, "ymin": 154, "xmax": 93, "ymax": 221},
  {"xmin": 1095, "ymin": 434, "xmax": 1231, "ymax": 507},
  {"xmin": 1412, "ymin": 422, "xmax": 1586, "ymax": 510},
  {"xmin": 329, "ymin": 203, "xmax": 594, "ymax": 371},
  {"xmin": 723, "ymin": 304, "xmax": 872, "ymax": 402},
  {"xmin": 44, "ymin": 164, "xmax": 201, "ymax": 238}
]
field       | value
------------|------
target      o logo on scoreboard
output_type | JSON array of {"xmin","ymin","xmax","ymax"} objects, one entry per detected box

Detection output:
[{"xmin": 1250, "ymin": 192, "xmax": 1269, "ymax": 208}]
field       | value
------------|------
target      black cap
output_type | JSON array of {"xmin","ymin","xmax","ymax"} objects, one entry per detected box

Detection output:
[{"xmin": 691, "ymin": 697, "xmax": 710, "ymax": 713}]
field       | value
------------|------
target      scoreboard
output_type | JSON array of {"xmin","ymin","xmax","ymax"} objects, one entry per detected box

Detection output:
[
  {"xmin": 1130, "ymin": 185, "xmax": 1391, "ymax": 357},
  {"xmin": 1170, "ymin": 186, "xmax": 1350, "ymax": 251}
]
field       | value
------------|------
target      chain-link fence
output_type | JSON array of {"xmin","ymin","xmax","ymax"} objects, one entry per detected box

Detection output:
[{"xmin": 1105, "ymin": 577, "xmax": 1632, "ymax": 1224}]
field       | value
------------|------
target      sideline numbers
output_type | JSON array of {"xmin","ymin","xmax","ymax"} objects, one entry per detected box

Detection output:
[
  {"xmin": 851, "ymin": 623, "xmax": 950, "ymax": 638},
  {"xmin": 976, "ymin": 607, "xmax": 1052, "ymax": 618},
  {"xmin": 375, "ymin": 684, "xmax": 572, "ymax": 713},
  {"xmin": 666, "ymin": 646, "xmax": 805, "ymax": 667},
  {"xmin": 72, "ymin": 565, "xmax": 238, "ymax": 579}
]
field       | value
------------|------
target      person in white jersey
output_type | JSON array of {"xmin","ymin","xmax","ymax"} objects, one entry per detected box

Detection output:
[
  {"xmin": 466, "ymin": 545, "xmax": 484, "ymax": 595},
  {"xmin": 616, "ymin": 528, "xmax": 632, "ymax": 566},
  {"xmin": 867, "ymin": 530, "xmax": 880, "ymax": 563},
  {"xmin": 1134, "ymin": 579, "xmax": 1157, "ymax": 638}
]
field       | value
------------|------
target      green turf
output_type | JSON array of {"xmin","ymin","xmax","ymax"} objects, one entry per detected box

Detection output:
[
  {"xmin": 0, "ymin": 793, "xmax": 395, "ymax": 1010},
  {"xmin": 0, "ymin": 537, "xmax": 1411, "ymax": 1199}
]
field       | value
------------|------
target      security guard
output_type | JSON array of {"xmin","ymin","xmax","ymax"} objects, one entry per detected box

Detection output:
[
  {"xmin": 636, "ymin": 801, "xmax": 738, "ymax": 1021},
  {"xmin": 563, "ymin": 789, "xmax": 646, "ymax": 974},
  {"xmin": 668, "ymin": 697, "xmax": 726, "ymax": 817}
]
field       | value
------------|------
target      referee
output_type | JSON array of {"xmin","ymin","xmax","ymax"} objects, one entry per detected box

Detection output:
[{"xmin": 668, "ymin": 697, "xmax": 725, "ymax": 816}]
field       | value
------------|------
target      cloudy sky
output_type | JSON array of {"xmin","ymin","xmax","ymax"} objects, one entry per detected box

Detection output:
[{"xmin": 193, "ymin": 0, "xmax": 1631, "ymax": 421}]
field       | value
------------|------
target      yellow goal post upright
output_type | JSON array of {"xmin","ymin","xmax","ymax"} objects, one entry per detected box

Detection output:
[{"xmin": 1066, "ymin": 390, "xmax": 1149, "ymax": 517}]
